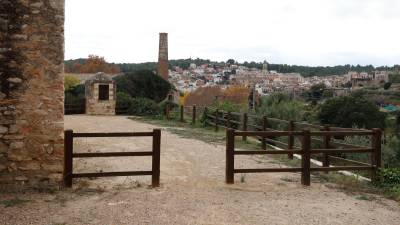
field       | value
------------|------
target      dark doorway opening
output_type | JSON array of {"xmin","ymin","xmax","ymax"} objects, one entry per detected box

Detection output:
[{"xmin": 99, "ymin": 84, "xmax": 109, "ymax": 100}]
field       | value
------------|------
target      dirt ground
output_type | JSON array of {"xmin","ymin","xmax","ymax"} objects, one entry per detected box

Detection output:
[{"xmin": 1, "ymin": 115, "xmax": 400, "ymax": 225}]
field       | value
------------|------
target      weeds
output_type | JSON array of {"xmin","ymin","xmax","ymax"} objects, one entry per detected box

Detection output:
[
  {"xmin": 240, "ymin": 174, "xmax": 246, "ymax": 183},
  {"xmin": 0, "ymin": 198, "xmax": 30, "ymax": 208}
]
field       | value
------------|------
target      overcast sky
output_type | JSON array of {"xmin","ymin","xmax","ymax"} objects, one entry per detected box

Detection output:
[{"xmin": 65, "ymin": 0, "xmax": 400, "ymax": 66}]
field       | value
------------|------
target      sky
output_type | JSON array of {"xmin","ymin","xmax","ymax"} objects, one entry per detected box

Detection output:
[{"xmin": 65, "ymin": 0, "xmax": 400, "ymax": 66}]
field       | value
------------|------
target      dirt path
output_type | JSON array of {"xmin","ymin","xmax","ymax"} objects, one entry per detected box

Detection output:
[{"xmin": 1, "ymin": 115, "xmax": 400, "ymax": 225}]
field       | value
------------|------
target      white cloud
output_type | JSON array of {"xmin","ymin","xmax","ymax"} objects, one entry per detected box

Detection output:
[{"xmin": 65, "ymin": 0, "xmax": 400, "ymax": 66}]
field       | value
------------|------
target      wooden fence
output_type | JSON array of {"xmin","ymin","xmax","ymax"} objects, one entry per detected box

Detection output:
[
  {"xmin": 166, "ymin": 104, "xmax": 207, "ymax": 124},
  {"xmin": 165, "ymin": 105, "xmax": 383, "ymax": 180},
  {"xmin": 226, "ymin": 128, "xmax": 381, "ymax": 185},
  {"xmin": 63, "ymin": 129, "xmax": 161, "ymax": 188}
]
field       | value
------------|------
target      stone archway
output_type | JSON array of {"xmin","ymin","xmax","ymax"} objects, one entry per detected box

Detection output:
[{"xmin": 0, "ymin": 0, "xmax": 65, "ymax": 187}]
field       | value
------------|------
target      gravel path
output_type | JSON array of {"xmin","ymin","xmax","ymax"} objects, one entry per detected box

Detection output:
[{"xmin": 1, "ymin": 115, "xmax": 400, "ymax": 225}]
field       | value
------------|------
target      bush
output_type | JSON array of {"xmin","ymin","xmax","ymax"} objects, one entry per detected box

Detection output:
[
  {"xmin": 116, "ymin": 92, "xmax": 132, "ymax": 110},
  {"xmin": 65, "ymin": 84, "xmax": 85, "ymax": 105},
  {"xmin": 214, "ymin": 100, "xmax": 243, "ymax": 112},
  {"xmin": 64, "ymin": 75, "xmax": 80, "ymax": 91},
  {"xmin": 127, "ymin": 98, "xmax": 161, "ymax": 116},
  {"xmin": 318, "ymin": 94, "xmax": 386, "ymax": 129},
  {"xmin": 384, "ymin": 82, "xmax": 392, "ymax": 90},
  {"xmin": 114, "ymin": 70, "xmax": 171, "ymax": 102},
  {"xmin": 258, "ymin": 93, "xmax": 306, "ymax": 121},
  {"xmin": 378, "ymin": 168, "xmax": 400, "ymax": 188},
  {"xmin": 382, "ymin": 136, "xmax": 400, "ymax": 168}
]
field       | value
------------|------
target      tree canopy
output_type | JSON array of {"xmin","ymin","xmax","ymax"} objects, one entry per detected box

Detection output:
[
  {"xmin": 113, "ymin": 70, "xmax": 172, "ymax": 103},
  {"xmin": 318, "ymin": 94, "xmax": 386, "ymax": 129}
]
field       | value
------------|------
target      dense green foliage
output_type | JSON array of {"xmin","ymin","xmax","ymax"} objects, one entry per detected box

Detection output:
[
  {"xmin": 64, "ymin": 75, "xmax": 81, "ymax": 91},
  {"xmin": 113, "ymin": 70, "xmax": 171, "ymax": 102},
  {"xmin": 257, "ymin": 93, "xmax": 307, "ymax": 121},
  {"xmin": 318, "ymin": 94, "xmax": 386, "ymax": 129},
  {"xmin": 378, "ymin": 168, "xmax": 400, "ymax": 192},
  {"xmin": 214, "ymin": 100, "xmax": 244, "ymax": 112},
  {"xmin": 383, "ymin": 136, "xmax": 400, "ymax": 168},
  {"xmin": 384, "ymin": 82, "xmax": 392, "ymax": 90},
  {"xmin": 126, "ymin": 98, "xmax": 161, "ymax": 116},
  {"xmin": 116, "ymin": 92, "xmax": 132, "ymax": 110},
  {"xmin": 389, "ymin": 73, "xmax": 400, "ymax": 83},
  {"xmin": 64, "ymin": 84, "xmax": 85, "ymax": 105},
  {"xmin": 119, "ymin": 62, "xmax": 157, "ymax": 72}
]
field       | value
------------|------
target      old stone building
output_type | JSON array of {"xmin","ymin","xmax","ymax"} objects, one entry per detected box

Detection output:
[
  {"xmin": 0, "ymin": 0, "xmax": 65, "ymax": 187},
  {"xmin": 85, "ymin": 73, "xmax": 116, "ymax": 115}
]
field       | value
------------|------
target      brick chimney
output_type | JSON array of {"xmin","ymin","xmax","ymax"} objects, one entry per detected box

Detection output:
[{"xmin": 158, "ymin": 33, "xmax": 169, "ymax": 80}]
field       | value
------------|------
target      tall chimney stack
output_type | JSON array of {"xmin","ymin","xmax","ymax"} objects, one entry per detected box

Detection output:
[{"xmin": 158, "ymin": 33, "xmax": 169, "ymax": 80}]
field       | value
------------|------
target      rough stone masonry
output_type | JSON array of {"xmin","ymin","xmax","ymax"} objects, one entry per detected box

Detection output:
[{"xmin": 0, "ymin": 0, "xmax": 65, "ymax": 188}]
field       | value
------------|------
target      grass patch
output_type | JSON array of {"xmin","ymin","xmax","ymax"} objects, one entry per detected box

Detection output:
[
  {"xmin": 355, "ymin": 195, "xmax": 375, "ymax": 201},
  {"xmin": 240, "ymin": 174, "xmax": 246, "ymax": 183},
  {"xmin": 0, "ymin": 198, "xmax": 30, "ymax": 207}
]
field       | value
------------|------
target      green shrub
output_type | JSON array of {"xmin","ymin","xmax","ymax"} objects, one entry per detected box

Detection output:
[
  {"xmin": 114, "ymin": 70, "xmax": 171, "ymax": 102},
  {"xmin": 64, "ymin": 75, "xmax": 81, "ymax": 91},
  {"xmin": 378, "ymin": 168, "xmax": 400, "ymax": 188},
  {"xmin": 65, "ymin": 84, "xmax": 85, "ymax": 105},
  {"xmin": 116, "ymin": 92, "xmax": 132, "ymax": 109},
  {"xmin": 384, "ymin": 82, "xmax": 392, "ymax": 90},
  {"xmin": 214, "ymin": 100, "xmax": 243, "ymax": 112},
  {"xmin": 318, "ymin": 94, "xmax": 386, "ymax": 129},
  {"xmin": 127, "ymin": 98, "xmax": 161, "ymax": 116},
  {"xmin": 258, "ymin": 94, "xmax": 306, "ymax": 121}
]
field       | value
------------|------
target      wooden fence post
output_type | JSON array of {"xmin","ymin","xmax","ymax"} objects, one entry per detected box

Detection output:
[
  {"xmin": 226, "ymin": 128, "xmax": 235, "ymax": 184},
  {"xmin": 180, "ymin": 105, "xmax": 184, "ymax": 122},
  {"xmin": 227, "ymin": 111, "xmax": 232, "ymax": 128},
  {"xmin": 288, "ymin": 121, "xmax": 294, "ymax": 159},
  {"xmin": 63, "ymin": 130, "xmax": 73, "ymax": 188},
  {"xmin": 215, "ymin": 109, "xmax": 219, "ymax": 132},
  {"xmin": 242, "ymin": 113, "xmax": 248, "ymax": 141},
  {"xmin": 152, "ymin": 129, "xmax": 161, "ymax": 187},
  {"xmin": 371, "ymin": 128, "xmax": 382, "ymax": 183},
  {"xmin": 262, "ymin": 116, "xmax": 267, "ymax": 150},
  {"xmin": 322, "ymin": 125, "xmax": 331, "ymax": 172},
  {"xmin": 192, "ymin": 105, "xmax": 196, "ymax": 124},
  {"xmin": 301, "ymin": 129, "xmax": 311, "ymax": 186}
]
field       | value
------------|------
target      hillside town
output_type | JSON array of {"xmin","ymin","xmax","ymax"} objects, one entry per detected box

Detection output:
[{"xmin": 169, "ymin": 62, "xmax": 395, "ymax": 97}]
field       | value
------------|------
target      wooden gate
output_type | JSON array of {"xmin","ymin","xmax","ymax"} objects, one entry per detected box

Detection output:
[
  {"xmin": 63, "ymin": 129, "xmax": 161, "ymax": 188},
  {"xmin": 225, "ymin": 128, "xmax": 381, "ymax": 186}
]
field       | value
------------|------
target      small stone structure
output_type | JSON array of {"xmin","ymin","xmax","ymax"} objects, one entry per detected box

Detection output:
[
  {"xmin": 85, "ymin": 73, "xmax": 116, "ymax": 115},
  {"xmin": 0, "ymin": 0, "xmax": 65, "ymax": 187}
]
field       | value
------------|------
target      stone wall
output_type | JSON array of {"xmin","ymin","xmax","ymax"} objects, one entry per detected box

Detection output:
[{"xmin": 0, "ymin": 0, "xmax": 65, "ymax": 188}]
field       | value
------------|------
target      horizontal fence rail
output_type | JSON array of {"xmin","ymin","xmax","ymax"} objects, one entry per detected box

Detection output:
[
  {"xmin": 63, "ymin": 129, "xmax": 161, "ymax": 188},
  {"xmin": 164, "ymin": 104, "xmax": 383, "ymax": 180},
  {"xmin": 225, "ymin": 128, "xmax": 381, "ymax": 186}
]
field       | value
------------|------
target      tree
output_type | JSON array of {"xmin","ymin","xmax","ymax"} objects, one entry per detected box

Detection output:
[
  {"xmin": 65, "ymin": 55, "xmax": 121, "ymax": 74},
  {"xmin": 384, "ymin": 82, "xmax": 392, "ymax": 90},
  {"xmin": 226, "ymin": 59, "xmax": 236, "ymax": 65},
  {"xmin": 113, "ymin": 70, "xmax": 171, "ymax": 103},
  {"xmin": 64, "ymin": 75, "xmax": 80, "ymax": 91},
  {"xmin": 318, "ymin": 95, "xmax": 386, "ymax": 129}
]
